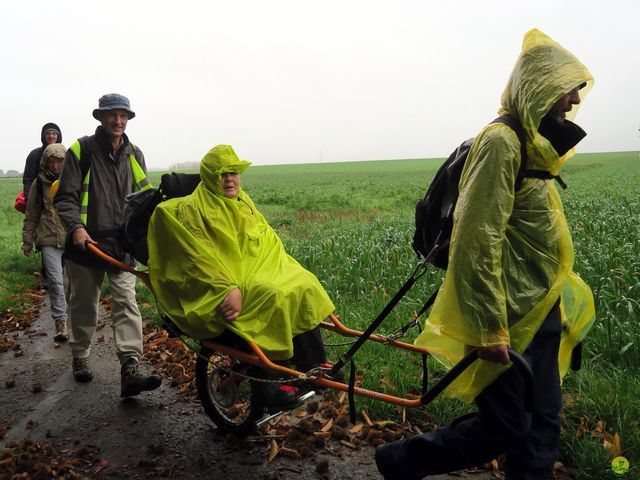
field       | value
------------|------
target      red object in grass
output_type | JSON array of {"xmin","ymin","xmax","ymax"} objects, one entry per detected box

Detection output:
[{"xmin": 14, "ymin": 191, "xmax": 27, "ymax": 213}]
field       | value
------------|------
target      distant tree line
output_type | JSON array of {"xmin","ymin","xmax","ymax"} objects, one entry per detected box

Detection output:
[
  {"xmin": 0, "ymin": 163, "xmax": 202, "ymax": 178},
  {"xmin": 1, "ymin": 163, "xmax": 202, "ymax": 177},
  {"xmin": 168, "ymin": 161, "xmax": 199, "ymax": 171}
]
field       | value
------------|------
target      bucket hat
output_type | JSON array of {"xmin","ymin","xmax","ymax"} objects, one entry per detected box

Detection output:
[{"xmin": 92, "ymin": 93, "xmax": 136, "ymax": 120}]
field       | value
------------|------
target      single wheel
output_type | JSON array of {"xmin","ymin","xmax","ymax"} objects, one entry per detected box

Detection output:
[{"xmin": 195, "ymin": 347, "xmax": 264, "ymax": 435}]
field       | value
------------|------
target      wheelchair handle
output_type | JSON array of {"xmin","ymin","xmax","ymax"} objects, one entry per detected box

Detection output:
[
  {"xmin": 85, "ymin": 241, "xmax": 153, "ymax": 291},
  {"xmin": 420, "ymin": 348, "xmax": 535, "ymax": 413}
]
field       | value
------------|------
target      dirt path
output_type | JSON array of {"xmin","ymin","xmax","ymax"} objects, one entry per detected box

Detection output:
[{"xmin": 0, "ymin": 294, "xmax": 494, "ymax": 480}]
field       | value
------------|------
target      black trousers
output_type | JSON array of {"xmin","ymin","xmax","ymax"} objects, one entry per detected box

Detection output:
[
  {"xmin": 376, "ymin": 305, "xmax": 562, "ymax": 480},
  {"xmin": 292, "ymin": 326, "xmax": 328, "ymax": 371}
]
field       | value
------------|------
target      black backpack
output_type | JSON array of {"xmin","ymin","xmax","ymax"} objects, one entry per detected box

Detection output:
[
  {"xmin": 412, "ymin": 114, "xmax": 565, "ymax": 269},
  {"xmin": 122, "ymin": 172, "xmax": 201, "ymax": 265}
]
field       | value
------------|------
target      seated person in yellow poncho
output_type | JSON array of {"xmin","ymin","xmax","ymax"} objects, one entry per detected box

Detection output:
[{"xmin": 147, "ymin": 145, "xmax": 336, "ymax": 405}]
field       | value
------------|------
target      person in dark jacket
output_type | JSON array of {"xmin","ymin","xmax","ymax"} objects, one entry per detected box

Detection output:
[
  {"xmin": 23, "ymin": 123, "xmax": 62, "ymax": 198},
  {"xmin": 54, "ymin": 93, "xmax": 161, "ymax": 398}
]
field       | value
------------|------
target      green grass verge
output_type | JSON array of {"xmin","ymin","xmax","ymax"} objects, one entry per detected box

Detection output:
[{"xmin": 1, "ymin": 151, "xmax": 639, "ymax": 478}]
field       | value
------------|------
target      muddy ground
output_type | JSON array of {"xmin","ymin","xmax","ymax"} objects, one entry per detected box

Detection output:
[{"xmin": 0, "ymin": 291, "xmax": 495, "ymax": 480}]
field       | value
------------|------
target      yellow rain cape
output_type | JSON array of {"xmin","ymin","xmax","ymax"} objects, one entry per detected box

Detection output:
[
  {"xmin": 148, "ymin": 145, "xmax": 334, "ymax": 360},
  {"xmin": 415, "ymin": 29, "xmax": 596, "ymax": 402}
]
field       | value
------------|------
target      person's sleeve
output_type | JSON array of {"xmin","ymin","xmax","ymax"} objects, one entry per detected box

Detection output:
[
  {"xmin": 448, "ymin": 124, "xmax": 521, "ymax": 346},
  {"xmin": 53, "ymin": 147, "xmax": 84, "ymax": 235},
  {"xmin": 22, "ymin": 150, "xmax": 39, "ymax": 197},
  {"xmin": 148, "ymin": 204, "xmax": 239, "ymax": 322},
  {"xmin": 22, "ymin": 181, "xmax": 41, "ymax": 249}
]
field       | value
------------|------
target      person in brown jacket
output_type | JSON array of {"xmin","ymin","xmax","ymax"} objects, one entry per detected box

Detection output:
[{"xmin": 22, "ymin": 143, "xmax": 69, "ymax": 342}]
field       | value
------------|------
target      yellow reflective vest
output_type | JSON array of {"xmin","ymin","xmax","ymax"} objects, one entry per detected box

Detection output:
[{"xmin": 68, "ymin": 140, "xmax": 152, "ymax": 225}]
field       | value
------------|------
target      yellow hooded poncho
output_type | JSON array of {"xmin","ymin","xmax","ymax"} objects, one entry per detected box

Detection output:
[
  {"xmin": 148, "ymin": 145, "xmax": 335, "ymax": 360},
  {"xmin": 414, "ymin": 29, "xmax": 596, "ymax": 402}
]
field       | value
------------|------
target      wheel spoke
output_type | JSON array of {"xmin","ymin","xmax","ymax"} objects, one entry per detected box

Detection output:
[{"xmin": 195, "ymin": 348, "xmax": 263, "ymax": 435}]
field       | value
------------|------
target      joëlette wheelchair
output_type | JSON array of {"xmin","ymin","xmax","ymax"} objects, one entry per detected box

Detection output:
[{"xmin": 86, "ymin": 172, "xmax": 534, "ymax": 436}]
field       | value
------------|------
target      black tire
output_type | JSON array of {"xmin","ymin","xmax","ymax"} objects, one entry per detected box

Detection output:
[{"xmin": 195, "ymin": 347, "xmax": 264, "ymax": 436}]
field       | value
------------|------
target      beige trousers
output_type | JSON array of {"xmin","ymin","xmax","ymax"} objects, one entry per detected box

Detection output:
[{"xmin": 66, "ymin": 260, "xmax": 143, "ymax": 364}]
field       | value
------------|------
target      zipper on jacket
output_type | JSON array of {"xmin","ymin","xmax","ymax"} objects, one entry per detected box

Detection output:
[{"xmin": 238, "ymin": 196, "xmax": 254, "ymax": 215}]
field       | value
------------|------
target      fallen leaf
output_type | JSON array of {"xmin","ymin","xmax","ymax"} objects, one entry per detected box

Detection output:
[
  {"xmin": 361, "ymin": 410, "xmax": 373, "ymax": 426},
  {"xmin": 349, "ymin": 423, "xmax": 364, "ymax": 434},
  {"xmin": 279, "ymin": 447, "xmax": 301, "ymax": 459},
  {"xmin": 149, "ymin": 337, "xmax": 168, "ymax": 347},
  {"xmin": 321, "ymin": 418, "xmax": 333, "ymax": 432},
  {"xmin": 339, "ymin": 440, "xmax": 357, "ymax": 449},
  {"xmin": 373, "ymin": 420, "xmax": 396, "ymax": 428},
  {"xmin": 268, "ymin": 439, "xmax": 278, "ymax": 463},
  {"xmin": 603, "ymin": 432, "xmax": 622, "ymax": 457},
  {"xmin": 593, "ymin": 420, "xmax": 605, "ymax": 435}
]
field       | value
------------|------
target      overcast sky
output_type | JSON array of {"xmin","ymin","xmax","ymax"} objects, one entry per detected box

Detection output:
[{"xmin": 1, "ymin": 0, "xmax": 638, "ymax": 173}]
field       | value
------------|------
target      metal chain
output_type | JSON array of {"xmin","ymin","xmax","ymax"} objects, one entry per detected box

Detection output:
[
  {"xmin": 193, "ymin": 346, "xmax": 332, "ymax": 384},
  {"xmin": 378, "ymin": 317, "xmax": 422, "ymax": 343}
]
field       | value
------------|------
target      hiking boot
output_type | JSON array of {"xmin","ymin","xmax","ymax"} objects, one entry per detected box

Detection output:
[
  {"xmin": 72, "ymin": 356, "xmax": 93, "ymax": 383},
  {"xmin": 120, "ymin": 357, "xmax": 162, "ymax": 398},
  {"xmin": 375, "ymin": 443, "xmax": 400, "ymax": 480},
  {"xmin": 54, "ymin": 319, "xmax": 68, "ymax": 342}
]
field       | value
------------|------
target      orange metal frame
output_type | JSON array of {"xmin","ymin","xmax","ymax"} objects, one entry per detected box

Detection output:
[{"xmin": 87, "ymin": 243, "xmax": 426, "ymax": 408}]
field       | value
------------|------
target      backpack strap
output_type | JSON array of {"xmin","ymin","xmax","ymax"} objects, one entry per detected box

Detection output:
[
  {"xmin": 522, "ymin": 169, "xmax": 567, "ymax": 189},
  {"xmin": 491, "ymin": 114, "xmax": 528, "ymax": 190},
  {"xmin": 36, "ymin": 176, "xmax": 44, "ymax": 209},
  {"xmin": 491, "ymin": 115, "xmax": 567, "ymax": 190},
  {"xmin": 77, "ymin": 136, "xmax": 93, "ymax": 180}
]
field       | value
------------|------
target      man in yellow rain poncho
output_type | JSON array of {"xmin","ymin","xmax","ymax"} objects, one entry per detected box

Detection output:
[
  {"xmin": 376, "ymin": 29, "xmax": 595, "ymax": 479},
  {"xmin": 147, "ymin": 145, "xmax": 336, "ymax": 407}
]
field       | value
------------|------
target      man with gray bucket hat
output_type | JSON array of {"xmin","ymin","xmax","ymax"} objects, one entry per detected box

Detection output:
[{"xmin": 54, "ymin": 93, "xmax": 161, "ymax": 398}]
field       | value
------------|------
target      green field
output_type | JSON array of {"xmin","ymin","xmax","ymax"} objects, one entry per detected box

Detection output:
[{"xmin": 1, "ymin": 151, "xmax": 638, "ymax": 478}]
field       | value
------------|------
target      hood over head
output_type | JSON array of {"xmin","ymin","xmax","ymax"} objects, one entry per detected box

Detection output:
[
  {"xmin": 199, "ymin": 145, "xmax": 251, "ymax": 196},
  {"xmin": 41, "ymin": 143, "xmax": 66, "ymax": 165},
  {"xmin": 40, "ymin": 122, "xmax": 62, "ymax": 146},
  {"xmin": 498, "ymin": 28, "xmax": 594, "ymax": 171},
  {"xmin": 40, "ymin": 143, "xmax": 66, "ymax": 181}
]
